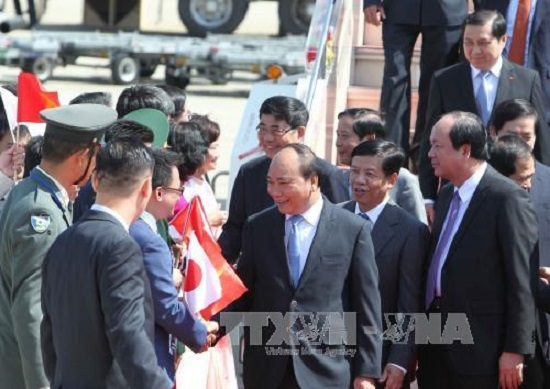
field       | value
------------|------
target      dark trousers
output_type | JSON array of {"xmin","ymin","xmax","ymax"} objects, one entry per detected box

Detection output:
[
  {"xmin": 522, "ymin": 343, "xmax": 550, "ymax": 389},
  {"xmin": 380, "ymin": 23, "xmax": 462, "ymax": 157}
]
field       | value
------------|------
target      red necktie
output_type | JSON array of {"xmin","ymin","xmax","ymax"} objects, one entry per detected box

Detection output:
[{"xmin": 508, "ymin": 0, "xmax": 531, "ymax": 65}]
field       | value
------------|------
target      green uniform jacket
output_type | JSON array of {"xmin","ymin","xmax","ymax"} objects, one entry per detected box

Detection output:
[{"xmin": 0, "ymin": 168, "xmax": 72, "ymax": 389}]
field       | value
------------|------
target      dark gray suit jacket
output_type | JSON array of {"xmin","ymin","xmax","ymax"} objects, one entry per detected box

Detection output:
[
  {"xmin": 425, "ymin": 166, "xmax": 537, "ymax": 375},
  {"xmin": 418, "ymin": 59, "xmax": 550, "ymax": 200},
  {"xmin": 41, "ymin": 210, "xmax": 171, "ymax": 389},
  {"xmin": 221, "ymin": 200, "xmax": 382, "ymax": 388},
  {"xmin": 342, "ymin": 200, "xmax": 429, "ymax": 375},
  {"xmin": 529, "ymin": 0, "xmax": 550, "ymax": 124}
]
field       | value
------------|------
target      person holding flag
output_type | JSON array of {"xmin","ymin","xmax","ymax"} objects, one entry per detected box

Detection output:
[
  {"xmin": 0, "ymin": 97, "xmax": 117, "ymax": 388},
  {"xmin": 129, "ymin": 148, "xmax": 218, "ymax": 383}
]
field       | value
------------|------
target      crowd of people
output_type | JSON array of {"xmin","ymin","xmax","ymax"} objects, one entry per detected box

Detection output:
[{"xmin": 0, "ymin": 4, "xmax": 548, "ymax": 389}]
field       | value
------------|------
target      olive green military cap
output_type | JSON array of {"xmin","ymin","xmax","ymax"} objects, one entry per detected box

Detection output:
[
  {"xmin": 40, "ymin": 103, "xmax": 118, "ymax": 143},
  {"xmin": 123, "ymin": 108, "xmax": 169, "ymax": 147}
]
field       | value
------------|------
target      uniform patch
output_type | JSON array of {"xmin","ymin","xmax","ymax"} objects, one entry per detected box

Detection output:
[{"xmin": 30, "ymin": 214, "xmax": 51, "ymax": 233}]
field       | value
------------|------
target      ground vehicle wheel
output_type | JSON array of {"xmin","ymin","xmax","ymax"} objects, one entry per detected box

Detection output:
[
  {"xmin": 21, "ymin": 56, "xmax": 54, "ymax": 82},
  {"xmin": 278, "ymin": 0, "xmax": 314, "ymax": 35},
  {"xmin": 111, "ymin": 54, "xmax": 140, "ymax": 85},
  {"xmin": 139, "ymin": 61, "xmax": 158, "ymax": 78},
  {"xmin": 178, "ymin": 0, "xmax": 248, "ymax": 37}
]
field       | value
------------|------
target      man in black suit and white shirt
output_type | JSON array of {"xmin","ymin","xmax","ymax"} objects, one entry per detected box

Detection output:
[
  {"xmin": 41, "ymin": 139, "xmax": 176, "ymax": 389},
  {"xmin": 419, "ymin": 111, "xmax": 538, "ymax": 389},
  {"xmin": 417, "ymin": 10, "xmax": 549, "ymax": 223},
  {"xmin": 217, "ymin": 143, "xmax": 382, "ymax": 389},
  {"xmin": 342, "ymin": 140, "xmax": 429, "ymax": 388},
  {"xmin": 219, "ymin": 96, "xmax": 349, "ymax": 263}
]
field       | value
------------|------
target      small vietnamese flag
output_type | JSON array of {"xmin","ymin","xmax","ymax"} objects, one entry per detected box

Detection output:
[
  {"xmin": 169, "ymin": 197, "xmax": 247, "ymax": 320},
  {"xmin": 17, "ymin": 72, "xmax": 60, "ymax": 123}
]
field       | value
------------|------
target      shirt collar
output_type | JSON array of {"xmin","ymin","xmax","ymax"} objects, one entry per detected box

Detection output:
[
  {"xmin": 285, "ymin": 196, "xmax": 324, "ymax": 227},
  {"xmin": 90, "ymin": 203, "xmax": 130, "ymax": 232},
  {"xmin": 139, "ymin": 211, "xmax": 158, "ymax": 233},
  {"xmin": 354, "ymin": 197, "xmax": 389, "ymax": 225},
  {"xmin": 36, "ymin": 166, "xmax": 70, "ymax": 208},
  {"xmin": 471, "ymin": 56, "xmax": 503, "ymax": 79},
  {"xmin": 455, "ymin": 162, "xmax": 487, "ymax": 203}
]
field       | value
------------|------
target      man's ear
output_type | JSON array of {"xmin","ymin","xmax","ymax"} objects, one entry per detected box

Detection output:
[
  {"xmin": 386, "ymin": 172, "xmax": 398, "ymax": 188},
  {"xmin": 141, "ymin": 177, "xmax": 153, "ymax": 201},
  {"xmin": 489, "ymin": 126, "xmax": 498, "ymax": 141},
  {"xmin": 297, "ymin": 125, "xmax": 306, "ymax": 140},
  {"xmin": 91, "ymin": 171, "xmax": 100, "ymax": 192},
  {"xmin": 310, "ymin": 174, "xmax": 319, "ymax": 191}
]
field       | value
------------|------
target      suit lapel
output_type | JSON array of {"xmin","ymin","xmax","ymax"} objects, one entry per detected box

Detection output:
[
  {"xmin": 431, "ymin": 187, "xmax": 453, "ymax": 254},
  {"xmin": 296, "ymin": 201, "xmax": 334, "ymax": 290},
  {"xmin": 445, "ymin": 169, "xmax": 491, "ymax": 259},
  {"xmin": 272, "ymin": 211, "xmax": 294, "ymax": 288},
  {"xmin": 371, "ymin": 204, "xmax": 397, "ymax": 256},
  {"xmin": 342, "ymin": 200, "xmax": 356, "ymax": 213},
  {"xmin": 531, "ymin": 162, "xmax": 545, "ymax": 207},
  {"xmin": 494, "ymin": 59, "xmax": 517, "ymax": 109},
  {"xmin": 459, "ymin": 63, "xmax": 479, "ymax": 114}
]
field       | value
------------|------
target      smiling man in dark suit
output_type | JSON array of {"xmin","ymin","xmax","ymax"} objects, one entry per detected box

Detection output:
[
  {"xmin": 342, "ymin": 140, "xmax": 429, "ymax": 389},
  {"xmin": 419, "ymin": 111, "xmax": 538, "ymax": 388},
  {"xmin": 417, "ymin": 10, "xmax": 549, "ymax": 224},
  {"xmin": 218, "ymin": 143, "xmax": 382, "ymax": 389}
]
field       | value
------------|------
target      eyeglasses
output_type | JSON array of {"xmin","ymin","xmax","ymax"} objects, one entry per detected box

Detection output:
[
  {"xmin": 162, "ymin": 186, "xmax": 185, "ymax": 196},
  {"xmin": 256, "ymin": 124, "xmax": 296, "ymax": 137}
]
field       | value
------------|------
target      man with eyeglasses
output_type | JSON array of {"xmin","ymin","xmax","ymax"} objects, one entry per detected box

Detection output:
[
  {"xmin": 417, "ymin": 9, "xmax": 549, "ymax": 225},
  {"xmin": 219, "ymin": 95, "xmax": 349, "ymax": 264},
  {"xmin": 129, "ymin": 148, "xmax": 217, "ymax": 384}
]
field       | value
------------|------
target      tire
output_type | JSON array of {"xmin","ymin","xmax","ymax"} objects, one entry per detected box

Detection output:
[
  {"xmin": 111, "ymin": 54, "xmax": 140, "ymax": 85},
  {"xmin": 206, "ymin": 67, "xmax": 231, "ymax": 85},
  {"xmin": 178, "ymin": 0, "xmax": 249, "ymax": 37},
  {"xmin": 21, "ymin": 56, "xmax": 54, "ymax": 82},
  {"xmin": 278, "ymin": 0, "xmax": 314, "ymax": 35}
]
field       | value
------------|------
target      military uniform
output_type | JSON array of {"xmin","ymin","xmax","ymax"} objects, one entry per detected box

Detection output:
[{"xmin": 0, "ymin": 104, "xmax": 117, "ymax": 389}]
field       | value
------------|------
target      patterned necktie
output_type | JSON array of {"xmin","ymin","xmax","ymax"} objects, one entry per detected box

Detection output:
[
  {"xmin": 475, "ymin": 71, "xmax": 491, "ymax": 126},
  {"xmin": 287, "ymin": 215, "xmax": 303, "ymax": 287},
  {"xmin": 508, "ymin": 0, "xmax": 531, "ymax": 65},
  {"xmin": 425, "ymin": 190, "xmax": 462, "ymax": 309}
]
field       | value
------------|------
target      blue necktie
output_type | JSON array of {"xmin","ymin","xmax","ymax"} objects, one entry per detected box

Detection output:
[
  {"xmin": 287, "ymin": 215, "xmax": 303, "ymax": 287},
  {"xmin": 359, "ymin": 212, "xmax": 371, "ymax": 222},
  {"xmin": 425, "ymin": 191, "xmax": 462, "ymax": 309},
  {"xmin": 476, "ymin": 71, "xmax": 491, "ymax": 126}
]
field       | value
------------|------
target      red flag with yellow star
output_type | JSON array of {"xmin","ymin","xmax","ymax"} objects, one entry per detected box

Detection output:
[{"xmin": 17, "ymin": 72, "xmax": 60, "ymax": 123}]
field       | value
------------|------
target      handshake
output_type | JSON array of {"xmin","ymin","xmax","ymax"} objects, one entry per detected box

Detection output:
[{"xmin": 198, "ymin": 320, "xmax": 220, "ymax": 353}]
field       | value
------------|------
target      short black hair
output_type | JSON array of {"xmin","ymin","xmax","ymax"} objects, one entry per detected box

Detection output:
[
  {"xmin": 2, "ymin": 84, "xmax": 17, "ymax": 97},
  {"xmin": 167, "ymin": 121, "xmax": 209, "ymax": 180},
  {"xmin": 259, "ymin": 96, "xmax": 309, "ymax": 128},
  {"xmin": 69, "ymin": 92, "xmax": 112, "ymax": 107},
  {"xmin": 279, "ymin": 143, "xmax": 320, "ymax": 181},
  {"xmin": 337, "ymin": 107, "xmax": 379, "ymax": 120},
  {"xmin": 446, "ymin": 111, "xmax": 489, "ymax": 160},
  {"xmin": 490, "ymin": 99, "xmax": 539, "ymax": 133},
  {"xmin": 23, "ymin": 135, "xmax": 43, "ymax": 178},
  {"xmin": 352, "ymin": 114, "xmax": 386, "ymax": 140},
  {"xmin": 116, "ymin": 85, "xmax": 175, "ymax": 118},
  {"xmin": 95, "ymin": 138, "xmax": 154, "ymax": 196},
  {"xmin": 190, "ymin": 114, "xmax": 220, "ymax": 144},
  {"xmin": 104, "ymin": 119, "xmax": 155, "ymax": 144},
  {"xmin": 463, "ymin": 10, "xmax": 507, "ymax": 39},
  {"xmin": 151, "ymin": 148, "xmax": 184, "ymax": 189},
  {"xmin": 351, "ymin": 139, "xmax": 405, "ymax": 177},
  {"xmin": 156, "ymin": 84, "xmax": 187, "ymax": 122},
  {"xmin": 489, "ymin": 135, "xmax": 533, "ymax": 177},
  {"xmin": 41, "ymin": 136, "xmax": 92, "ymax": 164}
]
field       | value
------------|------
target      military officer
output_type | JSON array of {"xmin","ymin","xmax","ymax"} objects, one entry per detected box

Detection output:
[{"xmin": 0, "ymin": 103, "xmax": 117, "ymax": 389}]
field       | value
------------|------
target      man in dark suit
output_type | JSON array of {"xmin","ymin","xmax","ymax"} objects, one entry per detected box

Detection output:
[
  {"xmin": 217, "ymin": 143, "xmax": 382, "ymax": 388},
  {"xmin": 41, "ymin": 139, "xmax": 172, "ymax": 389},
  {"xmin": 489, "ymin": 99, "xmax": 550, "ymax": 386},
  {"xmin": 419, "ymin": 111, "xmax": 538, "ymax": 388},
  {"xmin": 363, "ymin": 0, "xmax": 466, "ymax": 155},
  {"xmin": 218, "ymin": 96, "xmax": 349, "ymax": 263},
  {"xmin": 417, "ymin": 10, "xmax": 549, "ymax": 222},
  {"xmin": 474, "ymin": 0, "xmax": 550, "ymax": 126},
  {"xmin": 342, "ymin": 140, "xmax": 429, "ymax": 388},
  {"xmin": 335, "ymin": 108, "xmax": 427, "ymax": 224},
  {"xmin": 130, "ymin": 148, "xmax": 214, "ymax": 382}
]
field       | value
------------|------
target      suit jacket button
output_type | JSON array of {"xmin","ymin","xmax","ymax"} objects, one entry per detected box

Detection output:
[{"xmin": 290, "ymin": 300, "xmax": 298, "ymax": 309}]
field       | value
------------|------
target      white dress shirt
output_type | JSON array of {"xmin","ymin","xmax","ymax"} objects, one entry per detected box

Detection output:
[
  {"xmin": 284, "ymin": 196, "xmax": 323, "ymax": 279},
  {"xmin": 435, "ymin": 163, "xmax": 487, "ymax": 295},
  {"xmin": 471, "ymin": 56, "xmax": 503, "ymax": 118},
  {"xmin": 506, "ymin": 0, "xmax": 538, "ymax": 65},
  {"xmin": 139, "ymin": 211, "xmax": 158, "ymax": 233},
  {"xmin": 354, "ymin": 197, "xmax": 389, "ymax": 226},
  {"xmin": 90, "ymin": 204, "xmax": 130, "ymax": 232}
]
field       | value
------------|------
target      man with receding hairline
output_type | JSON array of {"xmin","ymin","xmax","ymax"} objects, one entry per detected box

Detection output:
[{"xmin": 216, "ymin": 143, "xmax": 382, "ymax": 389}]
